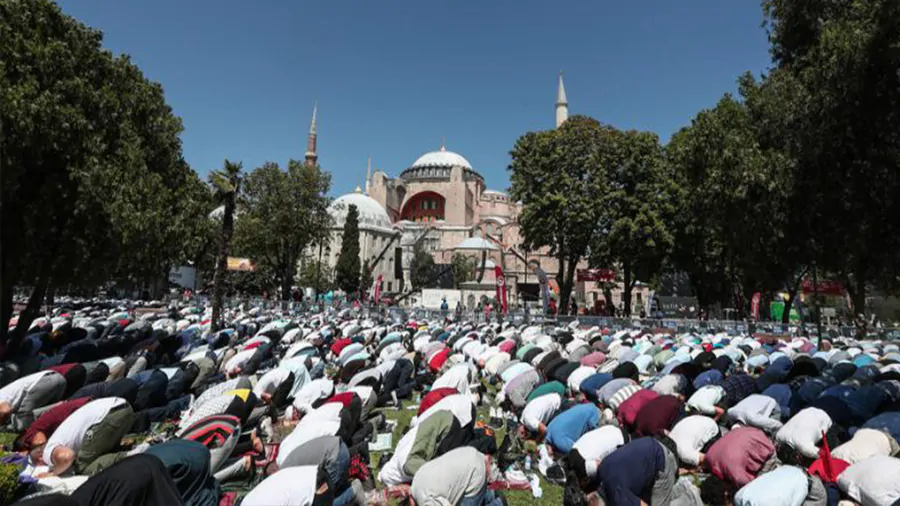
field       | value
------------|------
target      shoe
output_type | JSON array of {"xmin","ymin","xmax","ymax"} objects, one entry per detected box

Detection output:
[
  {"xmin": 546, "ymin": 463, "xmax": 566, "ymax": 484},
  {"xmin": 377, "ymin": 452, "xmax": 393, "ymax": 469}
]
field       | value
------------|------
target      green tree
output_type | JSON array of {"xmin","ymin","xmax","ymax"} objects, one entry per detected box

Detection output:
[
  {"xmin": 509, "ymin": 116, "xmax": 609, "ymax": 313},
  {"xmin": 360, "ymin": 260, "xmax": 374, "ymax": 299},
  {"xmin": 409, "ymin": 243, "xmax": 436, "ymax": 291},
  {"xmin": 1, "ymin": 0, "xmax": 206, "ymax": 349},
  {"xmin": 450, "ymin": 253, "xmax": 477, "ymax": 288},
  {"xmin": 667, "ymin": 94, "xmax": 798, "ymax": 317},
  {"xmin": 761, "ymin": 0, "xmax": 900, "ymax": 318},
  {"xmin": 209, "ymin": 160, "xmax": 242, "ymax": 332},
  {"xmin": 297, "ymin": 257, "xmax": 334, "ymax": 295},
  {"xmin": 590, "ymin": 129, "xmax": 675, "ymax": 317},
  {"xmin": 334, "ymin": 204, "xmax": 361, "ymax": 295},
  {"xmin": 232, "ymin": 160, "xmax": 332, "ymax": 302}
]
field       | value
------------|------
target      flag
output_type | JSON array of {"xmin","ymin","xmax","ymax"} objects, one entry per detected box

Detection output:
[
  {"xmin": 373, "ymin": 275, "xmax": 383, "ymax": 304},
  {"xmin": 750, "ymin": 292, "xmax": 761, "ymax": 319},
  {"xmin": 494, "ymin": 266, "xmax": 508, "ymax": 314}
]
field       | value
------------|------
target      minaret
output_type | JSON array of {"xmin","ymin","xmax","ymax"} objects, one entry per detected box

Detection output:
[
  {"xmin": 555, "ymin": 72, "xmax": 568, "ymax": 128},
  {"xmin": 305, "ymin": 101, "xmax": 318, "ymax": 167},
  {"xmin": 365, "ymin": 156, "xmax": 372, "ymax": 195}
]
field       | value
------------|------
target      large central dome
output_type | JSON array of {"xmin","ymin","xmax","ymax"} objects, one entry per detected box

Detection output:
[
  {"xmin": 329, "ymin": 189, "xmax": 393, "ymax": 233},
  {"xmin": 410, "ymin": 146, "xmax": 473, "ymax": 170}
]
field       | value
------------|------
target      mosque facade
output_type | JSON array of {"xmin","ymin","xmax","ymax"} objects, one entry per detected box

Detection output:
[{"xmin": 315, "ymin": 75, "xmax": 650, "ymax": 312}]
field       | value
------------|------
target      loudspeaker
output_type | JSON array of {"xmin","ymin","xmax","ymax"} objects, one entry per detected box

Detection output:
[{"xmin": 394, "ymin": 247, "xmax": 403, "ymax": 280}]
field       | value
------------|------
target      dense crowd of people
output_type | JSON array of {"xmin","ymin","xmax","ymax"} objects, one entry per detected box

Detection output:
[{"xmin": 1, "ymin": 300, "xmax": 899, "ymax": 506}]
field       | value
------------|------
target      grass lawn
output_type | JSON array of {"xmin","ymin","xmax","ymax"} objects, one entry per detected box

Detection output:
[{"xmin": 372, "ymin": 396, "xmax": 564, "ymax": 506}]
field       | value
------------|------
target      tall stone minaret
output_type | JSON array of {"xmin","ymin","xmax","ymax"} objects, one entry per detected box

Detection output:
[
  {"xmin": 555, "ymin": 72, "xmax": 568, "ymax": 128},
  {"xmin": 305, "ymin": 101, "xmax": 318, "ymax": 167}
]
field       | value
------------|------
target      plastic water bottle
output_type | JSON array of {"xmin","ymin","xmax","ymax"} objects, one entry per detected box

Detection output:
[{"xmin": 524, "ymin": 455, "xmax": 532, "ymax": 470}]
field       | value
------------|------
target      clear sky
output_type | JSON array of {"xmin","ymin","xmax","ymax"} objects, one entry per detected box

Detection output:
[{"xmin": 57, "ymin": 1, "xmax": 772, "ymax": 197}]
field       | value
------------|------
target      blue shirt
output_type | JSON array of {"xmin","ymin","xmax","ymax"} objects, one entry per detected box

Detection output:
[
  {"xmin": 761, "ymin": 383, "xmax": 793, "ymax": 419},
  {"xmin": 597, "ymin": 437, "xmax": 665, "ymax": 506},
  {"xmin": 693, "ymin": 370, "xmax": 723, "ymax": 389},
  {"xmin": 579, "ymin": 373, "xmax": 613, "ymax": 403},
  {"xmin": 734, "ymin": 465, "xmax": 808, "ymax": 506},
  {"xmin": 862, "ymin": 412, "xmax": 900, "ymax": 442},
  {"xmin": 545, "ymin": 403, "xmax": 600, "ymax": 454}
]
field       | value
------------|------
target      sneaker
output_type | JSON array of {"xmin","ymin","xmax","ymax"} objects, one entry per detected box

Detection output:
[{"xmin": 546, "ymin": 463, "xmax": 566, "ymax": 484}]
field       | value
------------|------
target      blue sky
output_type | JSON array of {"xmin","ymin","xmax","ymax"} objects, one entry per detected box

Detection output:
[{"xmin": 57, "ymin": 1, "xmax": 772, "ymax": 197}]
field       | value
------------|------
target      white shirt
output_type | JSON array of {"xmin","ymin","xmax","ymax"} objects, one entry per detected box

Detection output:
[
  {"xmin": 224, "ymin": 348, "xmax": 256, "ymax": 374},
  {"xmin": 521, "ymin": 393, "xmax": 561, "ymax": 432},
  {"xmin": 432, "ymin": 364, "xmax": 470, "ymax": 394},
  {"xmin": 837, "ymin": 455, "xmax": 900, "ymax": 506},
  {"xmin": 571, "ymin": 425, "xmax": 625, "ymax": 464},
  {"xmin": 44, "ymin": 397, "xmax": 126, "ymax": 466},
  {"xmin": 242, "ymin": 465, "xmax": 317, "ymax": 506},
  {"xmin": 728, "ymin": 394, "xmax": 783, "ymax": 433},
  {"xmin": 253, "ymin": 368, "xmax": 291, "ymax": 398},
  {"xmin": 158, "ymin": 367, "xmax": 180, "ymax": 380},
  {"xmin": 686, "ymin": 385, "xmax": 725, "ymax": 416},
  {"xmin": 379, "ymin": 425, "xmax": 419, "ymax": 486},
  {"xmin": 567, "ymin": 366, "xmax": 596, "ymax": 393},
  {"xmin": 291, "ymin": 379, "xmax": 334, "ymax": 413},
  {"xmin": 413, "ymin": 394, "xmax": 474, "ymax": 428},
  {"xmin": 775, "ymin": 407, "xmax": 832, "ymax": 459},
  {"xmin": 277, "ymin": 416, "xmax": 341, "ymax": 467},
  {"xmin": 669, "ymin": 415, "xmax": 720, "ymax": 466},
  {"xmin": 832, "ymin": 428, "xmax": 896, "ymax": 464},
  {"xmin": 0, "ymin": 371, "xmax": 53, "ymax": 411}
]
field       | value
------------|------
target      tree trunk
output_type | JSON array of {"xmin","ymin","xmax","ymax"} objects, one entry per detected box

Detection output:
[
  {"xmin": 211, "ymin": 194, "xmax": 236, "ymax": 332},
  {"xmin": 558, "ymin": 254, "xmax": 578, "ymax": 316},
  {"xmin": 603, "ymin": 284, "xmax": 614, "ymax": 316},
  {"xmin": 782, "ymin": 291, "xmax": 795, "ymax": 324},
  {"xmin": 6, "ymin": 273, "xmax": 50, "ymax": 359},
  {"xmin": 622, "ymin": 265, "xmax": 633, "ymax": 317},
  {"xmin": 850, "ymin": 266, "xmax": 867, "ymax": 338},
  {"xmin": 0, "ymin": 282, "xmax": 13, "ymax": 348}
]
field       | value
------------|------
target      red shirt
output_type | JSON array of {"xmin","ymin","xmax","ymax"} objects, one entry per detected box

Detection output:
[
  {"xmin": 330, "ymin": 338, "xmax": 353, "ymax": 357},
  {"xmin": 47, "ymin": 363, "xmax": 79, "ymax": 376},
  {"xmin": 325, "ymin": 392, "xmax": 358, "ymax": 409},
  {"xmin": 428, "ymin": 348, "xmax": 451, "ymax": 373},
  {"xmin": 634, "ymin": 395, "xmax": 684, "ymax": 436},
  {"xmin": 22, "ymin": 397, "xmax": 92, "ymax": 446},
  {"xmin": 706, "ymin": 426, "xmax": 775, "ymax": 487},
  {"xmin": 418, "ymin": 387, "xmax": 460, "ymax": 415},
  {"xmin": 616, "ymin": 389, "xmax": 658, "ymax": 429}
]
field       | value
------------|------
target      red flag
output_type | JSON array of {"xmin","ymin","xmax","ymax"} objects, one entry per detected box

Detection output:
[
  {"xmin": 494, "ymin": 266, "xmax": 508, "ymax": 314},
  {"xmin": 750, "ymin": 292, "xmax": 761, "ymax": 319},
  {"xmin": 808, "ymin": 429, "xmax": 849, "ymax": 483},
  {"xmin": 374, "ymin": 275, "xmax": 383, "ymax": 304}
]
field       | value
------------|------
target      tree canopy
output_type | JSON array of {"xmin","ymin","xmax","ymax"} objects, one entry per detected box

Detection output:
[
  {"xmin": 334, "ymin": 204, "xmax": 361, "ymax": 296},
  {"xmin": 0, "ymin": 0, "xmax": 210, "ymax": 347},
  {"xmin": 232, "ymin": 160, "xmax": 332, "ymax": 301}
]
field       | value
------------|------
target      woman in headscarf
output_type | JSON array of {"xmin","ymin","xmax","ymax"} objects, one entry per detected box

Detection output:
[
  {"xmin": 144, "ymin": 440, "xmax": 220, "ymax": 506},
  {"xmin": 69, "ymin": 454, "xmax": 184, "ymax": 506}
]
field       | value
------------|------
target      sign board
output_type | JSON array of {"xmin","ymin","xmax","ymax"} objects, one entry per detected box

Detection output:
[
  {"xmin": 168, "ymin": 266, "xmax": 197, "ymax": 290},
  {"xmin": 226, "ymin": 257, "xmax": 255, "ymax": 272},
  {"xmin": 420, "ymin": 289, "xmax": 462, "ymax": 310}
]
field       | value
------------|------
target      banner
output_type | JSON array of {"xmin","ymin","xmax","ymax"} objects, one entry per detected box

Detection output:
[
  {"xmin": 801, "ymin": 279, "xmax": 843, "ymax": 296},
  {"xmin": 168, "ymin": 266, "xmax": 197, "ymax": 290},
  {"xmin": 576, "ymin": 268, "xmax": 616, "ymax": 283},
  {"xmin": 750, "ymin": 292, "xmax": 761, "ymax": 320},
  {"xmin": 373, "ymin": 274, "xmax": 383, "ymax": 303},
  {"xmin": 494, "ymin": 266, "xmax": 508, "ymax": 314},
  {"xmin": 226, "ymin": 257, "xmax": 255, "ymax": 272}
]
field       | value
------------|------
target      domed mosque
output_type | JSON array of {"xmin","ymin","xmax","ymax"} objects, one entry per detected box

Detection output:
[{"xmin": 315, "ymin": 75, "xmax": 646, "ymax": 311}]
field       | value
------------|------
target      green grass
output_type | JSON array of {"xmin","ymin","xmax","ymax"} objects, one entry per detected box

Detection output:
[{"xmin": 373, "ymin": 394, "xmax": 563, "ymax": 506}]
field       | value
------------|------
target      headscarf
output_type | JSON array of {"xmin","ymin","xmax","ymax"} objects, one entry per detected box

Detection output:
[
  {"xmin": 70, "ymin": 454, "xmax": 184, "ymax": 506},
  {"xmin": 145, "ymin": 440, "xmax": 220, "ymax": 506}
]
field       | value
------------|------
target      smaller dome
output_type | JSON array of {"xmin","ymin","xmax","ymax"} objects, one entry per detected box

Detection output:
[
  {"xmin": 454, "ymin": 237, "xmax": 498, "ymax": 251},
  {"xmin": 329, "ymin": 191, "xmax": 393, "ymax": 233},
  {"xmin": 411, "ymin": 145, "xmax": 473, "ymax": 170}
]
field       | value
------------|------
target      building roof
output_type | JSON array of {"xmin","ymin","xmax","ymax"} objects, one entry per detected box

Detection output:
[
  {"xmin": 454, "ymin": 237, "xmax": 499, "ymax": 251},
  {"xmin": 328, "ymin": 189, "xmax": 393, "ymax": 233},
  {"xmin": 410, "ymin": 145, "xmax": 473, "ymax": 170},
  {"xmin": 482, "ymin": 189, "xmax": 508, "ymax": 196}
]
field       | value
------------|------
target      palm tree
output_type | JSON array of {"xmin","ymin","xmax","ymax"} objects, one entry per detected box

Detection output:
[{"xmin": 209, "ymin": 160, "xmax": 242, "ymax": 332}]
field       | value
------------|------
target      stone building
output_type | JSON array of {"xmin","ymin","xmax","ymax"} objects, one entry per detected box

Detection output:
[{"xmin": 313, "ymin": 75, "xmax": 651, "ymax": 312}]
